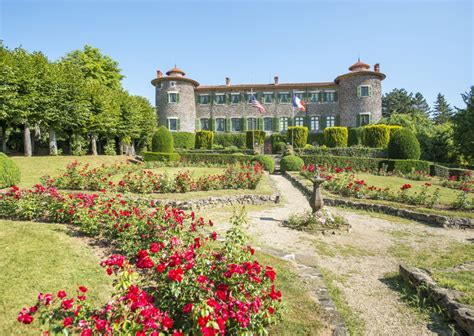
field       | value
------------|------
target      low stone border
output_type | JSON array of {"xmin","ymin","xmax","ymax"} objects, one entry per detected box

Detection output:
[
  {"xmin": 259, "ymin": 246, "xmax": 348, "ymax": 336},
  {"xmin": 284, "ymin": 171, "xmax": 474, "ymax": 230},
  {"xmin": 399, "ymin": 264, "xmax": 474, "ymax": 335}
]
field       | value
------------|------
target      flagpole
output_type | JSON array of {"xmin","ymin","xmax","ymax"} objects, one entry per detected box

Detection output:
[
  {"xmin": 291, "ymin": 97, "xmax": 295, "ymax": 148},
  {"xmin": 251, "ymin": 88, "xmax": 255, "ymax": 153}
]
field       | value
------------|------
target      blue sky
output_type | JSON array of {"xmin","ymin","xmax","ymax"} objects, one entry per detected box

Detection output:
[{"xmin": 1, "ymin": 0, "xmax": 473, "ymax": 109}]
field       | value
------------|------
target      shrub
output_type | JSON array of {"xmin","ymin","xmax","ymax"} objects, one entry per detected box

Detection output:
[
  {"xmin": 214, "ymin": 133, "xmax": 246, "ymax": 149},
  {"xmin": 152, "ymin": 126, "xmax": 174, "ymax": 153},
  {"xmin": 252, "ymin": 155, "xmax": 275, "ymax": 173},
  {"xmin": 271, "ymin": 133, "xmax": 286, "ymax": 152},
  {"xmin": 362, "ymin": 124, "xmax": 393, "ymax": 148},
  {"xmin": 246, "ymin": 130, "xmax": 266, "ymax": 149},
  {"xmin": 308, "ymin": 133, "xmax": 325, "ymax": 146},
  {"xmin": 104, "ymin": 139, "xmax": 117, "ymax": 155},
  {"xmin": 287, "ymin": 126, "xmax": 308, "ymax": 149},
  {"xmin": 280, "ymin": 155, "xmax": 304, "ymax": 172},
  {"xmin": 388, "ymin": 128, "xmax": 421, "ymax": 160},
  {"xmin": 348, "ymin": 127, "xmax": 363, "ymax": 146},
  {"xmin": 323, "ymin": 127, "xmax": 348, "ymax": 148},
  {"xmin": 303, "ymin": 146, "xmax": 387, "ymax": 158},
  {"xmin": 195, "ymin": 130, "xmax": 214, "ymax": 149},
  {"xmin": 0, "ymin": 153, "xmax": 21, "ymax": 188},
  {"xmin": 172, "ymin": 132, "xmax": 195, "ymax": 149},
  {"xmin": 143, "ymin": 151, "xmax": 181, "ymax": 162},
  {"xmin": 180, "ymin": 153, "xmax": 253, "ymax": 165}
]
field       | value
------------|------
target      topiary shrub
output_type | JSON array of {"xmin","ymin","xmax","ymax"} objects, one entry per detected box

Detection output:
[
  {"xmin": 195, "ymin": 131, "xmax": 214, "ymax": 149},
  {"xmin": 246, "ymin": 131, "xmax": 266, "ymax": 149},
  {"xmin": 251, "ymin": 155, "xmax": 275, "ymax": 173},
  {"xmin": 172, "ymin": 132, "xmax": 195, "ymax": 149},
  {"xmin": 287, "ymin": 126, "xmax": 308, "ymax": 149},
  {"xmin": 280, "ymin": 155, "xmax": 304, "ymax": 172},
  {"xmin": 323, "ymin": 127, "xmax": 348, "ymax": 148},
  {"xmin": 271, "ymin": 133, "xmax": 286, "ymax": 152},
  {"xmin": 0, "ymin": 152, "xmax": 21, "ymax": 188},
  {"xmin": 348, "ymin": 127, "xmax": 363, "ymax": 146},
  {"xmin": 152, "ymin": 126, "xmax": 174, "ymax": 153},
  {"xmin": 214, "ymin": 133, "xmax": 246, "ymax": 149},
  {"xmin": 362, "ymin": 124, "xmax": 392, "ymax": 148},
  {"xmin": 388, "ymin": 128, "xmax": 421, "ymax": 160},
  {"xmin": 143, "ymin": 151, "xmax": 181, "ymax": 162}
]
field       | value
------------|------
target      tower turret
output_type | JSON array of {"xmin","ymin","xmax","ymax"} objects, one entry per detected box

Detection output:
[
  {"xmin": 335, "ymin": 60, "xmax": 386, "ymax": 127},
  {"xmin": 151, "ymin": 67, "xmax": 199, "ymax": 132}
]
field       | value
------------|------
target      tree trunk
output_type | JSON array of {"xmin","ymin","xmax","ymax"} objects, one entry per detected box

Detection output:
[
  {"xmin": 91, "ymin": 134, "xmax": 98, "ymax": 156},
  {"xmin": 24, "ymin": 123, "xmax": 32, "ymax": 157},
  {"xmin": 49, "ymin": 128, "xmax": 58, "ymax": 156},
  {"xmin": 130, "ymin": 141, "xmax": 136, "ymax": 156}
]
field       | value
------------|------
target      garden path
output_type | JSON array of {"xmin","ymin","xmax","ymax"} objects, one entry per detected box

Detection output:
[{"xmin": 212, "ymin": 174, "xmax": 473, "ymax": 335}]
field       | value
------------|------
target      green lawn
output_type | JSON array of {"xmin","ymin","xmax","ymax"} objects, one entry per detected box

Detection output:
[
  {"xmin": 0, "ymin": 220, "xmax": 113, "ymax": 335},
  {"xmin": 11, "ymin": 155, "xmax": 128, "ymax": 188}
]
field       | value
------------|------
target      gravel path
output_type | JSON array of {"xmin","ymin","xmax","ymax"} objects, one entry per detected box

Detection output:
[{"xmin": 212, "ymin": 174, "xmax": 474, "ymax": 335}]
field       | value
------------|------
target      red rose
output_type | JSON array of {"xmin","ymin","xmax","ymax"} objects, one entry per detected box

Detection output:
[
  {"xmin": 57, "ymin": 290, "xmax": 67, "ymax": 299},
  {"xmin": 162, "ymin": 315, "xmax": 174, "ymax": 329},
  {"xmin": 63, "ymin": 317, "xmax": 73, "ymax": 327},
  {"xmin": 197, "ymin": 275, "xmax": 207, "ymax": 283},
  {"xmin": 78, "ymin": 286, "xmax": 88, "ymax": 293},
  {"xmin": 182, "ymin": 303, "xmax": 193, "ymax": 313},
  {"xmin": 80, "ymin": 329, "xmax": 92, "ymax": 336},
  {"xmin": 210, "ymin": 232, "xmax": 217, "ymax": 240},
  {"xmin": 167, "ymin": 267, "xmax": 184, "ymax": 282},
  {"xmin": 61, "ymin": 299, "xmax": 74, "ymax": 310},
  {"xmin": 17, "ymin": 309, "xmax": 34, "ymax": 324}
]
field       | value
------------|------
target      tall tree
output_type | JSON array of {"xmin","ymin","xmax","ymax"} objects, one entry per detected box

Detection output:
[
  {"xmin": 432, "ymin": 93, "xmax": 453, "ymax": 124},
  {"xmin": 413, "ymin": 92, "xmax": 431, "ymax": 118},
  {"xmin": 382, "ymin": 88, "xmax": 415, "ymax": 117},
  {"xmin": 452, "ymin": 86, "xmax": 474, "ymax": 161},
  {"xmin": 0, "ymin": 43, "xmax": 18, "ymax": 152},
  {"xmin": 62, "ymin": 45, "xmax": 124, "ymax": 89}
]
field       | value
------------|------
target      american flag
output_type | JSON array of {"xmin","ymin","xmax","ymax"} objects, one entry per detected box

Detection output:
[{"xmin": 250, "ymin": 95, "xmax": 266, "ymax": 113}]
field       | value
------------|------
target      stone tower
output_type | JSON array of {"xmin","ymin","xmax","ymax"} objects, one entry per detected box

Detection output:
[
  {"xmin": 151, "ymin": 67, "xmax": 199, "ymax": 132},
  {"xmin": 335, "ymin": 60, "xmax": 386, "ymax": 127}
]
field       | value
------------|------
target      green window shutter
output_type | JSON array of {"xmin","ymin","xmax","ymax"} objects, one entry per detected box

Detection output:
[
  {"xmin": 357, "ymin": 86, "xmax": 361, "ymax": 97},
  {"xmin": 369, "ymin": 113, "xmax": 373, "ymax": 124},
  {"xmin": 195, "ymin": 118, "xmax": 201, "ymax": 130},
  {"xmin": 304, "ymin": 116, "xmax": 310, "ymax": 128},
  {"xmin": 177, "ymin": 93, "xmax": 180, "ymax": 103},
  {"xmin": 368, "ymin": 86, "xmax": 373, "ymax": 97},
  {"xmin": 334, "ymin": 92, "xmax": 338, "ymax": 101},
  {"xmin": 335, "ymin": 115, "xmax": 340, "ymax": 126},
  {"xmin": 257, "ymin": 118, "xmax": 263, "ymax": 130},
  {"xmin": 288, "ymin": 117, "xmax": 293, "ymax": 127},
  {"xmin": 210, "ymin": 118, "xmax": 216, "ymax": 131},
  {"xmin": 225, "ymin": 118, "xmax": 231, "ymax": 132},
  {"xmin": 321, "ymin": 116, "xmax": 327, "ymax": 130},
  {"xmin": 166, "ymin": 118, "xmax": 170, "ymax": 129},
  {"xmin": 242, "ymin": 117, "xmax": 248, "ymax": 132},
  {"xmin": 177, "ymin": 118, "xmax": 181, "ymax": 130},
  {"xmin": 356, "ymin": 115, "xmax": 361, "ymax": 127},
  {"xmin": 273, "ymin": 117, "xmax": 280, "ymax": 132}
]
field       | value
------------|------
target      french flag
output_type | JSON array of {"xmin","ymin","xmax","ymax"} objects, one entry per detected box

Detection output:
[{"xmin": 292, "ymin": 95, "xmax": 305, "ymax": 111}]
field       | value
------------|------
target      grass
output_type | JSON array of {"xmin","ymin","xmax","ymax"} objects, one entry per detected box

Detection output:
[
  {"xmin": 388, "ymin": 240, "xmax": 474, "ymax": 306},
  {"xmin": 257, "ymin": 252, "xmax": 325, "ymax": 335},
  {"xmin": 319, "ymin": 267, "xmax": 366, "ymax": 335},
  {"xmin": 11, "ymin": 155, "xmax": 128, "ymax": 188},
  {"xmin": 309, "ymin": 239, "xmax": 375, "ymax": 258},
  {"xmin": 0, "ymin": 220, "xmax": 112, "ymax": 335}
]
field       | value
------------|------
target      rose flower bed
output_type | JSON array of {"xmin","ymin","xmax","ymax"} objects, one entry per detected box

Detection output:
[
  {"xmin": 42, "ymin": 161, "xmax": 264, "ymax": 194},
  {"xmin": 0, "ymin": 186, "xmax": 283, "ymax": 335}
]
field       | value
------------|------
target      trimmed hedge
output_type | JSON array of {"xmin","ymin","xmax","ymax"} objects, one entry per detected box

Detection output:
[
  {"xmin": 388, "ymin": 128, "xmax": 421, "ymax": 160},
  {"xmin": 323, "ymin": 127, "xmax": 348, "ymax": 148},
  {"xmin": 246, "ymin": 131, "xmax": 266, "ymax": 149},
  {"xmin": 195, "ymin": 131, "xmax": 214, "ymax": 149},
  {"xmin": 214, "ymin": 133, "xmax": 247, "ymax": 149},
  {"xmin": 280, "ymin": 155, "xmax": 304, "ymax": 172},
  {"xmin": 303, "ymin": 147, "xmax": 387, "ymax": 158},
  {"xmin": 177, "ymin": 149, "xmax": 253, "ymax": 155},
  {"xmin": 180, "ymin": 153, "xmax": 253, "ymax": 165},
  {"xmin": 0, "ymin": 153, "xmax": 21, "ymax": 188},
  {"xmin": 348, "ymin": 127, "xmax": 363, "ymax": 146},
  {"xmin": 172, "ymin": 132, "xmax": 195, "ymax": 149},
  {"xmin": 251, "ymin": 155, "xmax": 275, "ymax": 173},
  {"xmin": 143, "ymin": 151, "xmax": 181, "ymax": 162},
  {"xmin": 271, "ymin": 133, "xmax": 285, "ymax": 152},
  {"xmin": 307, "ymin": 133, "xmax": 325, "ymax": 146},
  {"xmin": 152, "ymin": 126, "xmax": 174, "ymax": 153},
  {"xmin": 361, "ymin": 124, "xmax": 395, "ymax": 148},
  {"xmin": 287, "ymin": 126, "xmax": 308, "ymax": 149},
  {"xmin": 299, "ymin": 155, "xmax": 430, "ymax": 174}
]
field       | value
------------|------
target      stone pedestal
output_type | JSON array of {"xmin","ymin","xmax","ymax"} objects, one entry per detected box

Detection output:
[{"xmin": 310, "ymin": 173, "xmax": 325, "ymax": 213}]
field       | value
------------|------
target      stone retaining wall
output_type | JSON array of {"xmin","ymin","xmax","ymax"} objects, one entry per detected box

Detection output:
[
  {"xmin": 399, "ymin": 264, "xmax": 474, "ymax": 335},
  {"xmin": 284, "ymin": 172, "xmax": 474, "ymax": 230}
]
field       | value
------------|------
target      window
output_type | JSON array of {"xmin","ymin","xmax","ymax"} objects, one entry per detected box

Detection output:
[
  {"xmin": 263, "ymin": 93, "xmax": 273, "ymax": 104},
  {"xmin": 167, "ymin": 92, "xmax": 179, "ymax": 103},
  {"xmin": 156, "ymin": 82, "xmax": 162, "ymax": 90},
  {"xmin": 168, "ymin": 118, "xmax": 178, "ymax": 131},
  {"xmin": 215, "ymin": 93, "xmax": 225, "ymax": 104},
  {"xmin": 293, "ymin": 91, "xmax": 305, "ymax": 100},
  {"xmin": 310, "ymin": 116, "xmax": 320, "ymax": 132},
  {"xmin": 200, "ymin": 118, "xmax": 210, "ymax": 130},
  {"xmin": 359, "ymin": 113, "xmax": 371, "ymax": 126},
  {"xmin": 247, "ymin": 93, "xmax": 257, "ymax": 103},
  {"xmin": 358, "ymin": 85, "xmax": 370, "ymax": 97},
  {"xmin": 231, "ymin": 93, "xmax": 240, "ymax": 104},
  {"xmin": 170, "ymin": 81, "xmax": 176, "ymax": 88},
  {"xmin": 325, "ymin": 116, "xmax": 335, "ymax": 128},
  {"xmin": 215, "ymin": 118, "xmax": 225, "ymax": 132},
  {"xmin": 263, "ymin": 117, "xmax": 273, "ymax": 131},
  {"xmin": 326, "ymin": 91, "xmax": 336, "ymax": 102},
  {"xmin": 199, "ymin": 94, "xmax": 209, "ymax": 105},
  {"xmin": 280, "ymin": 117, "xmax": 289, "ymax": 131},
  {"xmin": 294, "ymin": 117, "xmax": 304, "ymax": 126},
  {"xmin": 278, "ymin": 92, "xmax": 290, "ymax": 103},
  {"xmin": 310, "ymin": 92, "xmax": 319, "ymax": 103},
  {"xmin": 231, "ymin": 118, "xmax": 241, "ymax": 132},
  {"xmin": 247, "ymin": 117, "xmax": 257, "ymax": 130}
]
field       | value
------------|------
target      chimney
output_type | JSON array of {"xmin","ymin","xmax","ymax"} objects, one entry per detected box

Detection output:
[
  {"xmin": 374, "ymin": 63, "xmax": 380, "ymax": 72},
  {"xmin": 225, "ymin": 77, "xmax": 231, "ymax": 86},
  {"xmin": 274, "ymin": 75, "xmax": 279, "ymax": 85},
  {"xmin": 156, "ymin": 70, "xmax": 163, "ymax": 78}
]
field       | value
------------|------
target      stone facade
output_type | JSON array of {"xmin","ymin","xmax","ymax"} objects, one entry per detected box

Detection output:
[{"xmin": 151, "ymin": 61, "xmax": 386, "ymax": 133}]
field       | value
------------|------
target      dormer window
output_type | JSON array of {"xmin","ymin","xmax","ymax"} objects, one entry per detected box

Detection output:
[
  {"xmin": 170, "ymin": 81, "xmax": 176, "ymax": 88},
  {"xmin": 156, "ymin": 82, "xmax": 162, "ymax": 90}
]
